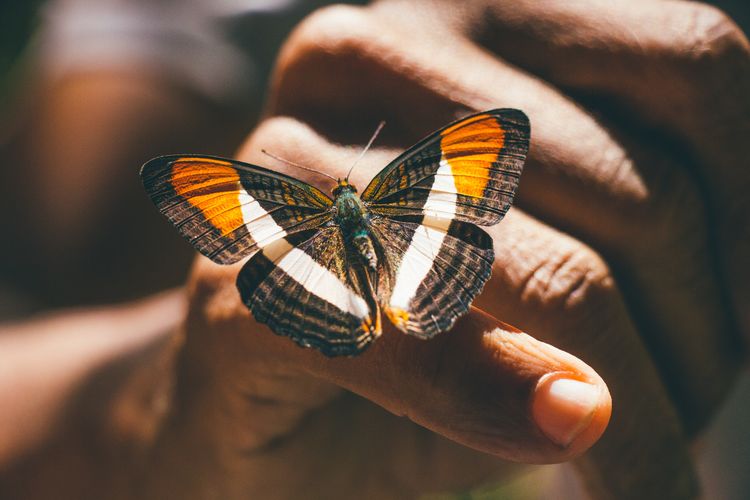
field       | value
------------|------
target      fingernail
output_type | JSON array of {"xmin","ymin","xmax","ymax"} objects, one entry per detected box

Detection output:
[{"xmin": 532, "ymin": 375, "xmax": 601, "ymax": 447}]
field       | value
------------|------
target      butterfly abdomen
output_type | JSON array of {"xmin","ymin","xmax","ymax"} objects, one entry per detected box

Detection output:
[{"xmin": 351, "ymin": 231, "xmax": 378, "ymax": 271}]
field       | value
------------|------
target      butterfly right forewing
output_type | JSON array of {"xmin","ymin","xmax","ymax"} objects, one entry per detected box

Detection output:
[{"xmin": 362, "ymin": 109, "xmax": 529, "ymax": 226}]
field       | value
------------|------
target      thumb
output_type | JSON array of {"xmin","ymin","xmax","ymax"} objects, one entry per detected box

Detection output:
[{"xmin": 283, "ymin": 306, "xmax": 612, "ymax": 463}]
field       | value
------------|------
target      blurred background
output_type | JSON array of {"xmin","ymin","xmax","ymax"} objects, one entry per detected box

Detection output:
[{"xmin": 0, "ymin": 1, "xmax": 748, "ymax": 499}]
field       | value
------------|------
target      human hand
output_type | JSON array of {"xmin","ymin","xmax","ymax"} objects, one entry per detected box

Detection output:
[
  {"xmin": 143, "ymin": 118, "xmax": 618, "ymax": 499},
  {"xmin": 146, "ymin": 1, "xmax": 749, "ymax": 498}
]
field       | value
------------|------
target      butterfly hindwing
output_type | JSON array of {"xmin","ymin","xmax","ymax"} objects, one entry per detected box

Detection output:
[
  {"xmin": 370, "ymin": 215, "xmax": 494, "ymax": 339},
  {"xmin": 237, "ymin": 227, "xmax": 381, "ymax": 356},
  {"xmin": 362, "ymin": 109, "xmax": 529, "ymax": 226},
  {"xmin": 141, "ymin": 155, "xmax": 333, "ymax": 264}
]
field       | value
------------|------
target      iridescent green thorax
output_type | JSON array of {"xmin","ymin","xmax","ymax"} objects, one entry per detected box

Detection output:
[
  {"xmin": 332, "ymin": 182, "xmax": 367, "ymax": 233},
  {"xmin": 332, "ymin": 181, "xmax": 377, "ymax": 270}
]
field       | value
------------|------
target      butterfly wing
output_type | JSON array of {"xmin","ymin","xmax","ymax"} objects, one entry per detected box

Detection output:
[
  {"xmin": 237, "ymin": 226, "xmax": 381, "ymax": 357},
  {"xmin": 141, "ymin": 154, "xmax": 333, "ymax": 264},
  {"xmin": 361, "ymin": 109, "xmax": 529, "ymax": 226},
  {"xmin": 370, "ymin": 215, "xmax": 494, "ymax": 338}
]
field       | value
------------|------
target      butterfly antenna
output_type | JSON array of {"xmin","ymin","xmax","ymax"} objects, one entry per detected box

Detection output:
[
  {"xmin": 345, "ymin": 120, "xmax": 386, "ymax": 181},
  {"xmin": 261, "ymin": 149, "xmax": 338, "ymax": 182}
]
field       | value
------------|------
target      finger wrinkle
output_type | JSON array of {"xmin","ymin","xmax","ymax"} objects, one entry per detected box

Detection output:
[
  {"xmin": 678, "ymin": 3, "xmax": 750, "ymax": 63},
  {"xmin": 514, "ymin": 241, "xmax": 610, "ymax": 314},
  {"xmin": 530, "ymin": 112, "xmax": 648, "ymax": 204},
  {"xmin": 589, "ymin": 142, "xmax": 645, "ymax": 200}
]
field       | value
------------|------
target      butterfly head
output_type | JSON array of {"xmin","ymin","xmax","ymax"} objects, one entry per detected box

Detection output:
[{"xmin": 332, "ymin": 178, "xmax": 358, "ymax": 197}]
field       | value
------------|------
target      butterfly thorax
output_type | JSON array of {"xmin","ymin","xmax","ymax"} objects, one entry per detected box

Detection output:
[{"xmin": 332, "ymin": 182, "xmax": 378, "ymax": 271}]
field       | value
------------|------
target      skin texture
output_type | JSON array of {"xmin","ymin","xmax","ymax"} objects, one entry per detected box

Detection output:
[{"xmin": 0, "ymin": 1, "xmax": 748, "ymax": 499}]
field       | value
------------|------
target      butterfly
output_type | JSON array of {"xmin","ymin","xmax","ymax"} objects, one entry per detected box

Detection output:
[{"xmin": 141, "ymin": 109, "xmax": 530, "ymax": 356}]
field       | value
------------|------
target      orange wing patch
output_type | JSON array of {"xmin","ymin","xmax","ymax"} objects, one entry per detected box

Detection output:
[
  {"xmin": 170, "ymin": 159, "xmax": 245, "ymax": 237},
  {"xmin": 440, "ymin": 114, "xmax": 505, "ymax": 198}
]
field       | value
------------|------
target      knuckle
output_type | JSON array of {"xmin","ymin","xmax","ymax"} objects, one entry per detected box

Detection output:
[
  {"xmin": 520, "ymin": 240, "xmax": 615, "ymax": 319},
  {"xmin": 651, "ymin": 5, "xmax": 750, "ymax": 128},
  {"xmin": 279, "ymin": 4, "xmax": 375, "ymax": 62},
  {"xmin": 675, "ymin": 4, "xmax": 749, "ymax": 64},
  {"xmin": 537, "ymin": 246, "xmax": 619, "ymax": 348},
  {"xmin": 272, "ymin": 4, "xmax": 394, "ymax": 117}
]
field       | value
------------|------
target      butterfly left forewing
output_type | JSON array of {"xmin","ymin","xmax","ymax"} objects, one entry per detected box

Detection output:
[
  {"xmin": 141, "ymin": 154, "xmax": 333, "ymax": 264},
  {"xmin": 237, "ymin": 226, "xmax": 381, "ymax": 356}
]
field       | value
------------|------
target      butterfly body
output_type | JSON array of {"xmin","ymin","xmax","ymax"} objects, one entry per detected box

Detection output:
[
  {"xmin": 142, "ymin": 109, "xmax": 530, "ymax": 356},
  {"xmin": 331, "ymin": 181, "xmax": 379, "ymax": 271}
]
